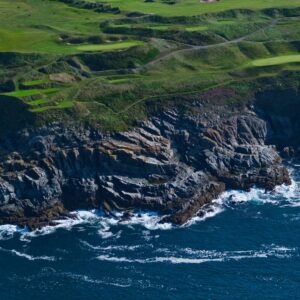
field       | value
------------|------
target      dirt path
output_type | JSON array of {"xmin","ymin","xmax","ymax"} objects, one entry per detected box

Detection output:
[
  {"xmin": 139, "ymin": 19, "xmax": 278, "ymax": 70},
  {"xmin": 116, "ymin": 19, "xmax": 279, "ymax": 114}
]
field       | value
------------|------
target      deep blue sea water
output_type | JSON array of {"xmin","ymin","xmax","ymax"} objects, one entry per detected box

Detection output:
[{"xmin": 0, "ymin": 164, "xmax": 300, "ymax": 300}]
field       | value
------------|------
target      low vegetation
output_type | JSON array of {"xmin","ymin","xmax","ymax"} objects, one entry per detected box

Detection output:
[
  {"xmin": 0, "ymin": 0, "xmax": 299, "ymax": 132},
  {"xmin": 252, "ymin": 55, "xmax": 300, "ymax": 67}
]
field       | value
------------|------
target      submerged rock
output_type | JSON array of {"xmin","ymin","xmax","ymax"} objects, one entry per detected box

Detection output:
[{"xmin": 0, "ymin": 101, "xmax": 292, "ymax": 228}]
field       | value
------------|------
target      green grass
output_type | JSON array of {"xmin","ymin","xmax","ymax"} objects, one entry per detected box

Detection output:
[
  {"xmin": 2, "ymin": 88, "xmax": 60, "ymax": 98},
  {"xmin": 22, "ymin": 79, "xmax": 47, "ymax": 87},
  {"xmin": 215, "ymin": 20, "xmax": 237, "ymax": 25},
  {"xmin": 252, "ymin": 54, "xmax": 300, "ymax": 66},
  {"xmin": 0, "ymin": 0, "xmax": 120, "ymax": 54},
  {"xmin": 112, "ymin": 23, "xmax": 208, "ymax": 31},
  {"xmin": 185, "ymin": 25, "xmax": 208, "ymax": 32},
  {"xmin": 108, "ymin": 78, "xmax": 131, "ymax": 84},
  {"xmin": 27, "ymin": 99, "xmax": 50, "ymax": 106},
  {"xmin": 99, "ymin": 0, "xmax": 300, "ymax": 16},
  {"xmin": 76, "ymin": 40, "xmax": 145, "ymax": 52},
  {"xmin": 1, "ymin": 0, "xmax": 300, "ymax": 130},
  {"xmin": 30, "ymin": 100, "xmax": 73, "ymax": 112}
]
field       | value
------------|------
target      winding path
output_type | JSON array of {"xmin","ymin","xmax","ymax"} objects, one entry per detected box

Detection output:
[
  {"xmin": 140, "ymin": 18, "xmax": 278, "ymax": 70},
  {"xmin": 114, "ymin": 19, "xmax": 279, "ymax": 113}
]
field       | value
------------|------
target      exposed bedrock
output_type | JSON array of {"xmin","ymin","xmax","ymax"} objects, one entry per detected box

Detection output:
[
  {"xmin": 0, "ymin": 100, "xmax": 293, "ymax": 228},
  {"xmin": 256, "ymin": 89, "xmax": 300, "ymax": 156}
]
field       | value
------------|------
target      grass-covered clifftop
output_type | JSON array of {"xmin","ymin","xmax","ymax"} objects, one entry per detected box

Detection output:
[{"xmin": 0, "ymin": 0, "xmax": 300, "ymax": 133}]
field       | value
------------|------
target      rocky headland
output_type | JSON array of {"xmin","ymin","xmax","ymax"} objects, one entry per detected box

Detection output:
[{"xmin": 0, "ymin": 89, "xmax": 299, "ymax": 229}]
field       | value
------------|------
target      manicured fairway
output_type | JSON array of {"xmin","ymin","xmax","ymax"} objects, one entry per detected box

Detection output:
[
  {"xmin": 252, "ymin": 54, "xmax": 300, "ymax": 67},
  {"xmin": 22, "ymin": 79, "xmax": 47, "ymax": 87},
  {"xmin": 99, "ymin": 0, "xmax": 300, "ymax": 16},
  {"xmin": 76, "ymin": 40, "xmax": 145, "ymax": 52},
  {"xmin": 0, "ymin": 0, "xmax": 300, "ymax": 126},
  {"xmin": 185, "ymin": 25, "xmax": 208, "ymax": 32},
  {"xmin": 147, "ymin": 25, "xmax": 208, "ymax": 31},
  {"xmin": 28, "ymin": 99, "xmax": 50, "ymax": 106},
  {"xmin": 3, "ymin": 88, "xmax": 60, "ymax": 98},
  {"xmin": 0, "ymin": 0, "xmax": 119, "ymax": 54},
  {"xmin": 112, "ymin": 24, "xmax": 208, "ymax": 31},
  {"xmin": 30, "ymin": 100, "xmax": 73, "ymax": 113}
]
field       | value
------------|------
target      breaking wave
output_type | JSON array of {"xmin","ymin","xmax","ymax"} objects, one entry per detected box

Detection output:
[
  {"xmin": 0, "ymin": 246, "xmax": 55, "ymax": 261},
  {"xmin": 185, "ymin": 177, "xmax": 299, "ymax": 227},
  {"xmin": 96, "ymin": 244, "xmax": 296, "ymax": 265},
  {"xmin": 0, "ymin": 166, "xmax": 299, "ymax": 241},
  {"xmin": 0, "ymin": 165, "xmax": 299, "ymax": 299}
]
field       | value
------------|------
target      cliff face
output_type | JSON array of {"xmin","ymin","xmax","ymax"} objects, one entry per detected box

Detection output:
[
  {"xmin": 256, "ymin": 89, "xmax": 300, "ymax": 151},
  {"xmin": 0, "ymin": 99, "xmax": 293, "ymax": 228}
]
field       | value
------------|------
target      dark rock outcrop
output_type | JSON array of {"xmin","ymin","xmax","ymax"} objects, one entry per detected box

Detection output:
[
  {"xmin": 0, "ymin": 101, "xmax": 292, "ymax": 228},
  {"xmin": 0, "ymin": 79, "xmax": 15, "ymax": 93},
  {"xmin": 256, "ymin": 89, "xmax": 300, "ymax": 153}
]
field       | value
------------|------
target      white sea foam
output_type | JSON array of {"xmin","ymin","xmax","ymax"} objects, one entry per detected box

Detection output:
[
  {"xmin": 98, "ymin": 230, "xmax": 114, "ymax": 239},
  {"xmin": 0, "ymin": 225, "xmax": 19, "ymax": 241},
  {"xmin": 106, "ymin": 212, "xmax": 173, "ymax": 231},
  {"xmin": 80, "ymin": 240, "xmax": 143, "ymax": 252},
  {"xmin": 0, "ymin": 246, "xmax": 55, "ymax": 261},
  {"xmin": 16, "ymin": 209, "xmax": 172, "ymax": 242},
  {"xmin": 96, "ymin": 254, "xmax": 223, "ymax": 264},
  {"xmin": 19, "ymin": 210, "xmax": 101, "ymax": 241},
  {"xmin": 275, "ymin": 179, "xmax": 298, "ymax": 199},
  {"xmin": 184, "ymin": 176, "xmax": 300, "ymax": 227},
  {"xmin": 63, "ymin": 272, "xmax": 131, "ymax": 287},
  {"xmin": 183, "ymin": 199, "xmax": 225, "ymax": 227},
  {"xmin": 10, "ymin": 250, "xmax": 56, "ymax": 261},
  {"xmin": 285, "ymin": 202, "xmax": 300, "ymax": 207},
  {"xmin": 96, "ymin": 244, "xmax": 296, "ymax": 264},
  {"xmin": 0, "ymin": 224, "xmax": 29, "ymax": 241},
  {"xmin": 0, "ymin": 169, "xmax": 299, "ymax": 241},
  {"xmin": 8, "ymin": 210, "xmax": 172, "ymax": 242}
]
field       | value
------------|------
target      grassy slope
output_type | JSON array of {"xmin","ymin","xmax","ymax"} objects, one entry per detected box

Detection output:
[
  {"xmin": 98, "ymin": 0, "xmax": 300, "ymax": 16},
  {"xmin": 252, "ymin": 55, "xmax": 300, "ymax": 67},
  {"xmin": 0, "ymin": 0, "xmax": 300, "ymax": 131},
  {"xmin": 0, "ymin": 0, "xmax": 120, "ymax": 54},
  {"xmin": 76, "ymin": 40, "xmax": 145, "ymax": 51}
]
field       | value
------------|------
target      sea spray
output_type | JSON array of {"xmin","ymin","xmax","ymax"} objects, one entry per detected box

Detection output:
[{"xmin": 0, "ymin": 170, "xmax": 298, "ymax": 242}]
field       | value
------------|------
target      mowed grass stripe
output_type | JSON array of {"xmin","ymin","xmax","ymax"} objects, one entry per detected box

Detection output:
[
  {"xmin": 99, "ymin": 0, "xmax": 300, "ymax": 16},
  {"xmin": 113, "ymin": 24, "xmax": 208, "ymax": 31},
  {"xmin": 22, "ymin": 79, "xmax": 47, "ymax": 87},
  {"xmin": 2, "ymin": 88, "xmax": 60, "ymax": 98},
  {"xmin": 76, "ymin": 40, "xmax": 145, "ymax": 52},
  {"xmin": 30, "ymin": 100, "xmax": 73, "ymax": 112},
  {"xmin": 28, "ymin": 99, "xmax": 50, "ymax": 106},
  {"xmin": 252, "ymin": 54, "xmax": 300, "ymax": 67}
]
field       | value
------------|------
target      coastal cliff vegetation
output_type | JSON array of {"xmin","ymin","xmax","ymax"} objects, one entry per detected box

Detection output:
[{"xmin": 0, "ymin": 0, "xmax": 299, "ymax": 133}]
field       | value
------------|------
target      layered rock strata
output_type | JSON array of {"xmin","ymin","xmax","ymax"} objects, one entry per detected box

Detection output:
[{"xmin": 0, "ymin": 102, "xmax": 291, "ymax": 228}]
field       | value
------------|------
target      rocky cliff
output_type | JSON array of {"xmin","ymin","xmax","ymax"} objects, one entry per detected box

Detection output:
[{"xmin": 0, "ymin": 97, "xmax": 294, "ymax": 228}]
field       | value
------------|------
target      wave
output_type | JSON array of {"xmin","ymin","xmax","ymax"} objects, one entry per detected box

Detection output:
[
  {"xmin": 114, "ymin": 212, "xmax": 173, "ymax": 230},
  {"xmin": 21, "ymin": 210, "xmax": 172, "ymax": 241},
  {"xmin": 22, "ymin": 210, "xmax": 100, "ymax": 240},
  {"xmin": 0, "ymin": 224, "xmax": 29, "ymax": 241},
  {"xmin": 221, "ymin": 180, "xmax": 298, "ymax": 206},
  {"xmin": 0, "ymin": 225, "xmax": 19, "ymax": 241},
  {"xmin": 63, "ymin": 272, "xmax": 131, "ymax": 288},
  {"xmin": 0, "ymin": 246, "xmax": 56, "ymax": 261},
  {"xmin": 185, "ymin": 177, "xmax": 299, "ymax": 226},
  {"xmin": 183, "ymin": 198, "xmax": 225, "ymax": 227},
  {"xmin": 96, "ymin": 244, "xmax": 296, "ymax": 265},
  {"xmin": 0, "ymin": 169, "xmax": 298, "ymax": 241},
  {"xmin": 80, "ymin": 240, "xmax": 144, "ymax": 252}
]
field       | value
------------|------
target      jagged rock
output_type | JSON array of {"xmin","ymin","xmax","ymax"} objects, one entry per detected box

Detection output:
[
  {"xmin": 0, "ymin": 79, "xmax": 15, "ymax": 93},
  {"xmin": 0, "ymin": 102, "xmax": 293, "ymax": 228}
]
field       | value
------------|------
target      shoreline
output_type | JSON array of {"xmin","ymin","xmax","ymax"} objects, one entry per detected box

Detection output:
[{"xmin": 0, "ymin": 94, "xmax": 298, "ymax": 229}]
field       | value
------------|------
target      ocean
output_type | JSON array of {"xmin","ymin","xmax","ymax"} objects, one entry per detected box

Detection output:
[{"xmin": 0, "ymin": 163, "xmax": 299, "ymax": 300}]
